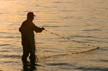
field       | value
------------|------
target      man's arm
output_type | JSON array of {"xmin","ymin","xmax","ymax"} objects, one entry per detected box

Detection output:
[
  {"xmin": 33, "ymin": 24, "xmax": 44, "ymax": 33},
  {"xmin": 19, "ymin": 24, "xmax": 23, "ymax": 32},
  {"xmin": 19, "ymin": 22, "xmax": 25, "ymax": 33}
]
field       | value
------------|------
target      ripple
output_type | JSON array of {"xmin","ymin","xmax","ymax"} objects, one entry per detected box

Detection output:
[
  {"xmin": 90, "ymin": 59, "xmax": 108, "ymax": 62},
  {"xmin": 82, "ymin": 29, "xmax": 102, "ymax": 32},
  {"xmin": 0, "ymin": 50, "xmax": 10, "ymax": 52},
  {"xmin": 77, "ymin": 66, "xmax": 108, "ymax": 71},
  {"xmin": 47, "ymin": 62, "xmax": 73, "ymax": 66},
  {"xmin": 0, "ymin": 54, "xmax": 21, "ymax": 59},
  {"xmin": 44, "ymin": 25, "xmax": 70, "ymax": 27},
  {"xmin": 0, "ymin": 44, "xmax": 10, "ymax": 46}
]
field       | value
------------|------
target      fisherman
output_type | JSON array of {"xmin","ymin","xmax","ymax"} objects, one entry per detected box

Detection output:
[{"xmin": 19, "ymin": 12, "xmax": 44, "ymax": 67}]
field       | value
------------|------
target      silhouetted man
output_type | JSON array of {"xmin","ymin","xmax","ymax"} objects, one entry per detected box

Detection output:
[{"xmin": 19, "ymin": 12, "xmax": 44, "ymax": 67}]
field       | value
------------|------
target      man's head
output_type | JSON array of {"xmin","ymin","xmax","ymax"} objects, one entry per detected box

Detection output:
[{"xmin": 27, "ymin": 12, "xmax": 35, "ymax": 21}]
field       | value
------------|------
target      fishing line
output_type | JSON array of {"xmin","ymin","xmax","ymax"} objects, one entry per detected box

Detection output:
[
  {"xmin": 44, "ymin": 28, "xmax": 100, "ymax": 52},
  {"xmin": 44, "ymin": 29, "xmax": 89, "ymax": 44},
  {"xmin": 39, "ymin": 46, "xmax": 99, "ymax": 60},
  {"xmin": 44, "ymin": 29, "xmax": 70, "ymax": 40},
  {"xmin": 36, "ymin": 28, "xmax": 100, "ymax": 61}
]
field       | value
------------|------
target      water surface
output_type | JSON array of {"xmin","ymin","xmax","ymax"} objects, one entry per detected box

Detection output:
[{"xmin": 0, "ymin": 0, "xmax": 108, "ymax": 71}]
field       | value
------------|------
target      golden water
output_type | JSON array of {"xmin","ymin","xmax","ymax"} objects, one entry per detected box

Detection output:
[{"xmin": 0, "ymin": 0, "xmax": 108, "ymax": 71}]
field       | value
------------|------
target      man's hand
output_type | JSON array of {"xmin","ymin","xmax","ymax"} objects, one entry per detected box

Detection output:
[{"xmin": 42, "ymin": 27, "xmax": 45, "ymax": 30}]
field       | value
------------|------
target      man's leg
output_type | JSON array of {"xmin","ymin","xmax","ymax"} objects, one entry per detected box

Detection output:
[
  {"xmin": 29, "ymin": 46, "xmax": 36, "ymax": 65},
  {"xmin": 22, "ymin": 46, "xmax": 29, "ymax": 66}
]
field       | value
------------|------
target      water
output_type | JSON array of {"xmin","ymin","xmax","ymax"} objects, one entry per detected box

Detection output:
[{"xmin": 0, "ymin": 0, "xmax": 108, "ymax": 71}]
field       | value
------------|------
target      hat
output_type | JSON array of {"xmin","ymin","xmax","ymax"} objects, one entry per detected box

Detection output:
[{"xmin": 27, "ymin": 12, "xmax": 35, "ymax": 17}]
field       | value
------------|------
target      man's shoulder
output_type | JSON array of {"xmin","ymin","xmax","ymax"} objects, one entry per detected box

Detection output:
[{"xmin": 23, "ymin": 20, "xmax": 27, "ymax": 24}]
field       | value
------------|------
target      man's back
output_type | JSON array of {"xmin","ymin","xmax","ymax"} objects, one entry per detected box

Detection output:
[{"xmin": 19, "ymin": 20, "xmax": 35, "ymax": 36}]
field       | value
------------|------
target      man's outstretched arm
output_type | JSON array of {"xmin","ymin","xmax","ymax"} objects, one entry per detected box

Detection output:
[{"xmin": 33, "ymin": 24, "xmax": 45, "ymax": 33}]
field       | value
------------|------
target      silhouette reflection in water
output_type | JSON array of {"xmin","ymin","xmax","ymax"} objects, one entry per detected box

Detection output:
[{"xmin": 22, "ymin": 65, "xmax": 37, "ymax": 71}]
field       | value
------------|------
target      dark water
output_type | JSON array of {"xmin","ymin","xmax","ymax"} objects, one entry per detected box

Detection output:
[{"xmin": 0, "ymin": 0, "xmax": 108, "ymax": 71}]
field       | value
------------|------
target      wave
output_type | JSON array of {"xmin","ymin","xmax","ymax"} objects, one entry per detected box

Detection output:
[
  {"xmin": 0, "ymin": 44, "xmax": 10, "ymax": 46},
  {"xmin": 82, "ymin": 29, "xmax": 102, "ymax": 32},
  {"xmin": 0, "ymin": 54, "xmax": 20, "ymax": 59}
]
